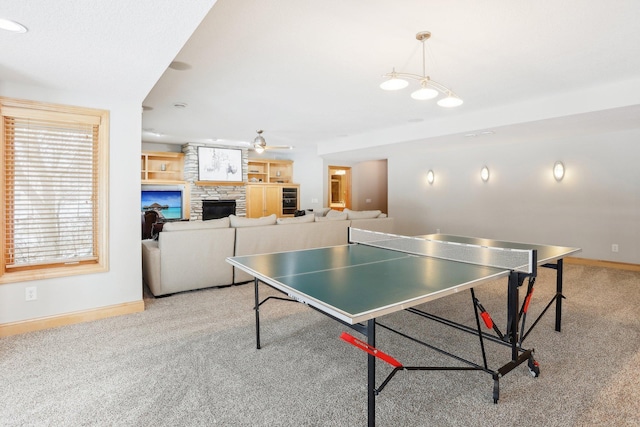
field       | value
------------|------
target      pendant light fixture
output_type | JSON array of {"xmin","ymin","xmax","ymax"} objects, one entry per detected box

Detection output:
[{"xmin": 380, "ymin": 31, "xmax": 463, "ymax": 108}]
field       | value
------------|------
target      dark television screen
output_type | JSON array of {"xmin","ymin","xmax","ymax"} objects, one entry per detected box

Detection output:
[{"xmin": 141, "ymin": 190, "xmax": 182, "ymax": 220}]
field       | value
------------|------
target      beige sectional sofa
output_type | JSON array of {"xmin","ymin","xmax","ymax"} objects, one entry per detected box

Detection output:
[{"xmin": 141, "ymin": 210, "xmax": 395, "ymax": 296}]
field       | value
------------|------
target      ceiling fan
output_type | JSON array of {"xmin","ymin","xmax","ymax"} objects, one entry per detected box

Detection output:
[{"xmin": 251, "ymin": 130, "xmax": 293, "ymax": 154}]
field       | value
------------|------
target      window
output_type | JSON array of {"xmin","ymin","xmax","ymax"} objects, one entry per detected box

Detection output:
[{"xmin": 1, "ymin": 97, "xmax": 109, "ymax": 283}]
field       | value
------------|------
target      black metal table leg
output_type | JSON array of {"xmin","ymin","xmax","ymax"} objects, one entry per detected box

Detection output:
[
  {"xmin": 507, "ymin": 272, "xmax": 520, "ymax": 361},
  {"xmin": 367, "ymin": 318, "xmax": 376, "ymax": 427},
  {"xmin": 255, "ymin": 278, "xmax": 261, "ymax": 349},
  {"xmin": 555, "ymin": 259, "xmax": 564, "ymax": 332}
]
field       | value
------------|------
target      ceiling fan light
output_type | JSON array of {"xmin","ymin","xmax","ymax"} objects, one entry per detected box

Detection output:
[
  {"xmin": 254, "ymin": 145, "xmax": 264, "ymax": 154},
  {"xmin": 380, "ymin": 76, "xmax": 409, "ymax": 91},
  {"xmin": 437, "ymin": 93, "xmax": 463, "ymax": 108},
  {"xmin": 411, "ymin": 87, "xmax": 438, "ymax": 100}
]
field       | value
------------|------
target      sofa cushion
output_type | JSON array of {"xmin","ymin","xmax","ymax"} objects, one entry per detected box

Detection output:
[
  {"xmin": 316, "ymin": 209, "xmax": 347, "ymax": 221},
  {"xmin": 307, "ymin": 207, "xmax": 331, "ymax": 217},
  {"xmin": 163, "ymin": 217, "xmax": 230, "ymax": 231},
  {"xmin": 276, "ymin": 214, "xmax": 315, "ymax": 224},
  {"xmin": 229, "ymin": 214, "xmax": 277, "ymax": 228},
  {"xmin": 344, "ymin": 208, "xmax": 382, "ymax": 219}
]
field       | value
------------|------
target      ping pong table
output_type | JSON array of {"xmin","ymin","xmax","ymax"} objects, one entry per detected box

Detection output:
[{"xmin": 227, "ymin": 228, "xmax": 580, "ymax": 426}]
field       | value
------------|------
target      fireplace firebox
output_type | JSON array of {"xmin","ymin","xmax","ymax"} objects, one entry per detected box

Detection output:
[{"xmin": 202, "ymin": 200, "xmax": 236, "ymax": 220}]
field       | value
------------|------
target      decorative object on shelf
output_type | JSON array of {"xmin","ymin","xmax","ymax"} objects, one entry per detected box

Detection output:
[
  {"xmin": 553, "ymin": 161, "xmax": 565, "ymax": 182},
  {"xmin": 198, "ymin": 146, "xmax": 243, "ymax": 182},
  {"xmin": 251, "ymin": 130, "xmax": 294, "ymax": 154},
  {"xmin": 380, "ymin": 31, "xmax": 463, "ymax": 108},
  {"xmin": 481, "ymin": 166, "xmax": 490, "ymax": 182}
]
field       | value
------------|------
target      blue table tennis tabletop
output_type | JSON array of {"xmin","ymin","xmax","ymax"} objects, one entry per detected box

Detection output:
[{"xmin": 227, "ymin": 233, "xmax": 580, "ymax": 325}]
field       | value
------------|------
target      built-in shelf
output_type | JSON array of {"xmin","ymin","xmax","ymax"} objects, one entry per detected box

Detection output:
[
  {"xmin": 141, "ymin": 151, "xmax": 184, "ymax": 183},
  {"xmin": 248, "ymin": 159, "xmax": 293, "ymax": 184}
]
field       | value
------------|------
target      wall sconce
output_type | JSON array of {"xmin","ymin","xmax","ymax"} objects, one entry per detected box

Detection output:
[
  {"xmin": 480, "ymin": 166, "xmax": 490, "ymax": 182},
  {"xmin": 553, "ymin": 161, "xmax": 565, "ymax": 181},
  {"xmin": 426, "ymin": 170, "xmax": 435, "ymax": 185}
]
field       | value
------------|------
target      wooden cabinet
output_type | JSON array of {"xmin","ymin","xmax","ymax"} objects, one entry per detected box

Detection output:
[
  {"xmin": 247, "ymin": 184, "xmax": 280, "ymax": 218},
  {"xmin": 141, "ymin": 151, "xmax": 184, "ymax": 183},
  {"xmin": 246, "ymin": 159, "xmax": 298, "ymax": 218},
  {"xmin": 248, "ymin": 159, "xmax": 293, "ymax": 184},
  {"xmin": 246, "ymin": 184, "xmax": 299, "ymax": 218}
]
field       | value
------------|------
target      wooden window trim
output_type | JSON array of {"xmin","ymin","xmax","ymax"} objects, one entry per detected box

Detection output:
[{"xmin": 0, "ymin": 97, "xmax": 109, "ymax": 284}]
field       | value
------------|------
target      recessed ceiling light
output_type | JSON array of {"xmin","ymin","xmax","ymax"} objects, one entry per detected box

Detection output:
[
  {"xmin": 0, "ymin": 18, "xmax": 28, "ymax": 33},
  {"xmin": 143, "ymin": 128, "xmax": 163, "ymax": 137},
  {"xmin": 169, "ymin": 61, "xmax": 192, "ymax": 71},
  {"xmin": 465, "ymin": 130, "xmax": 495, "ymax": 138},
  {"xmin": 173, "ymin": 102, "xmax": 188, "ymax": 109},
  {"xmin": 408, "ymin": 118, "xmax": 424, "ymax": 123}
]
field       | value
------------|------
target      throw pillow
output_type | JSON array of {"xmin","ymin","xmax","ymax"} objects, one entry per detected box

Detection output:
[
  {"xmin": 276, "ymin": 214, "xmax": 315, "ymax": 225},
  {"xmin": 163, "ymin": 217, "xmax": 230, "ymax": 231},
  {"xmin": 229, "ymin": 214, "xmax": 277, "ymax": 228}
]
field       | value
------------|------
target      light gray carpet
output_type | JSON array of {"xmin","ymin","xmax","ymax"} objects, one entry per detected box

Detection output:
[{"xmin": 1, "ymin": 264, "xmax": 638, "ymax": 426}]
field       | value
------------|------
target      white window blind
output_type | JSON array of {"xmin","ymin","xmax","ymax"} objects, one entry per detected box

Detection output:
[{"xmin": 3, "ymin": 115, "xmax": 100, "ymax": 269}]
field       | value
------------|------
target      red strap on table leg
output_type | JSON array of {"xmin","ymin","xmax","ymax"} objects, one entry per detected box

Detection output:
[
  {"xmin": 340, "ymin": 332, "xmax": 403, "ymax": 368},
  {"xmin": 523, "ymin": 288, "xmax": 535, "ymax": 314},
  {"xmin": 481, "ymin": 311, "xmax": 494, "ymax": 329}
]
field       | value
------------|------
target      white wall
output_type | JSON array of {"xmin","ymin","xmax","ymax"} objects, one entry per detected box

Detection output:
[
  {"xmin": 291, "ymin": 150, "xmax": 325, "ymax": 211},
  {"xmin": 388, "ymin": 128, "xmax": 640, "ymax": 264},
  {"xmin": 0, "ymin": 83, "xmax": 143, "ymax": 324}
]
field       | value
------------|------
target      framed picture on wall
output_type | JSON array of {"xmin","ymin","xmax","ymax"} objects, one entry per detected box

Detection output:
[{"xmin": 197, "ymin": 147, "xmax": 243, "ymax": 183}]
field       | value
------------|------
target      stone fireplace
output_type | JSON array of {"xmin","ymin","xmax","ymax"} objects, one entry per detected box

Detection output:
[{"xmin": 181, "ymin": 143, "xmax": 248, "ymax": 220}]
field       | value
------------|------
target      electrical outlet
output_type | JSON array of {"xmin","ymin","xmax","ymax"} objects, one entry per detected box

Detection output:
[
  {"xmin": 365, "ymin": 198, "xmax": 372, "ymax": 203},
  {"xmin": 436, "ymin": 228, "xmax": 441, "ymax": 234},
  {"xmin": 611, "ymin": 244, "xmax": 619, "ymax": 253},
  {"xmin": 311, "ymin": 198, "xmax": 318, "ymax": 203},
  {"xmin": 25, "ymin": 286, "xmax": 37, "ymax": 301}
]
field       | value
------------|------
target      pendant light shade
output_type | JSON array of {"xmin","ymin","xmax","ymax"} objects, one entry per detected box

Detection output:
[{"xmin": 380, "ymin": 31, "xmax": 462, "ymax": 107}]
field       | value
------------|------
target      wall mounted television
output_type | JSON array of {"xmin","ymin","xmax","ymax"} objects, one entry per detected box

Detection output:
[{"xmin": 141, "ymin": 184, "xmax": 186, "ymax": 220}]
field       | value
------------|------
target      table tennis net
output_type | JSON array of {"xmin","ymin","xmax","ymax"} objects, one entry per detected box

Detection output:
[{"xmin": 349, "ymin": 228, "xmax": 534, "ymax": 274}]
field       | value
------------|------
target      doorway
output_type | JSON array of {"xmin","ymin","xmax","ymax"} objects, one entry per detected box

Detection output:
[{"xmin": 328, "ymin": 166, "xmax": 351, "ymax": 211}]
